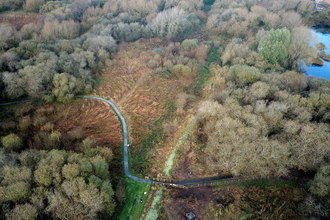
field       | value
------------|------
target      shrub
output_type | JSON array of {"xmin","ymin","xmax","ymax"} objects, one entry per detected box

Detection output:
[
  {"xmin": 83, "ymin": 35, "xmax": 117, "ymax": 54},
  {"xmin": 12, "ymin": 40, "xmax": 40, "ymax": 60},
  {"xmin": 4, "ymin": 182, "xmax": 31, "ymax": 202},
  {"xmin": 1, "ymin": 133, "xmax": 23, "ymax": 152},
  {"xmin": 246, "ymin": 81, "xmax": 270, "ymax": 102},
  {"xmin": 175, "ymin": 92, "xmax": 196, "ymax": 111},
  {"xmin": 169, "ymin": 64, "xmax": 193, "ymax": 78},
  {"xmin": 6, "ymin": 203, "xmax": 38, "ymax": 220},
  {"xmin": 182, "ymin": 38, "xmax": 199, "ymax": 50},
  {"xmin": 194, "ymin": 44, "xmax": 209, "ymax": 64},
  {"xmin": 0, "ymin": 0, "xmax": 25, "ymax": 12},
  {"xmin": 54, "ymin": 40, "xmax": 81, "ymax": 54},
  {"xmin": 309, "ymin": 163, "xmax": 330, "ymax": 197},
  {"xmin": 25, "ymin": 0, "xmax": 45, "ymax": 13},
  {"xmin": 149, "ymin": 7, "xmax": 195, "ymax": 39},
  {"xmin": 229, "ymin": 65, "xmax": 261, "ymax": 87},
  {"xmin": 279, "ymin": 71, "xmax": 307, "ymax": 93},
  {"xmin": 81, "ymin": 6, "xmax": 103, "ymax": 30},
  {"xmin": 1, "ymin": 72, "xmax": 25, "ymax": 99},
  {"xmin": 62, "ymin": 163, "xmax": 80, "ymax": 179},
  {"xmin": 41, "ymin": 19, "xmax": 80, "ymax": 42},
  {"xmin": 39, "ymin": 1, "xmax": 68, "ymax": 14},
  {"xmin": 110, "ymin": 22, "xmax": 143, "ymax": 42},
  {"xmin": 70, "ymin": 0, "xmax": 92, "ymax": 21},
  {"xmin": 52, "ymin": 72, "xmax": 90, "ymax": 102},
  {"xmin": 0, "ymin": 52, "xmax": 21, "ymax": 72},
  {"xmin": 257, "ymin": 27, "xmax": 291, "ymax": 65},
  {"xmin": 18, "ymin": 116, "xmax": 32, "ymax": 131},
  {"xmin": 19, "ymin": 63, "xmax": 57, "ymax": 98},
  {"xmin": 0, "ymin": 24, "xmax": 19, "ymax": 51},
  {"xmin": 280, "ymin": 11, "xmax": 302, "ymax": 31},
  {"xmin": 2, "ymin": 166, "xmax": 32, "ymax": 186}
]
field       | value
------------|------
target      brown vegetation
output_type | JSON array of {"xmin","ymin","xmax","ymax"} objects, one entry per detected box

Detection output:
[
  {"xmin": 163, "ymin": 183, "xmax": 302, "ymax": 220},
  {"xmin": 1, "ymin": 0, "xmax": 330, "ymax": 219},
  {"xmin": 0, "ymin": 14, "xmax": 38, "ymax": 28},
  {"xmin": 92, "ymin": 39, "xmax": 194, "ymax": 175}
]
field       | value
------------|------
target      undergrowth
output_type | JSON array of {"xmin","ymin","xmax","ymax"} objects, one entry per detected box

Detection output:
[
  {"xmin": 130, "ymin": 99, "xmax": 175, "ymax": 176},
  {"xmin": 239, "ymin": 185, "xmax": 302, "ymax": 219},
  {"xmin": 184, "ymin": 65, "xmax": 210, "ymax": 96}
]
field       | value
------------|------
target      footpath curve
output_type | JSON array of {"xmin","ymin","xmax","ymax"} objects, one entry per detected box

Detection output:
[
  {"xmin": 1, "ymin": 96, "xmax": 234, "ymax": 187},
  {"xmin": 79, "ymin": 96, "xmax": 233, "ymax": 187}
]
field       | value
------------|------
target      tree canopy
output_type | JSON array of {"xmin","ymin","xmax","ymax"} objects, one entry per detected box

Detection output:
[{"xmin": 258, "ymin": 28, "xmax": 291, "ymax": 65}]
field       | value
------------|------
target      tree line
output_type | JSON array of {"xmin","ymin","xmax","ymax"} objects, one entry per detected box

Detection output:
[
  {"xmin": 0, "ymin": 139, "xmax": 116, "ymax": 219},
  {"xmin": 1, "ymin": 0, "xmax": 328, "ymax": 102}
]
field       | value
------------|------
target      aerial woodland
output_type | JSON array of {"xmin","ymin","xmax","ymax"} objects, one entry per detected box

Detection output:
[{"xmin": 1, "ymin": 0, "xmax": 330, "ymax": 219}]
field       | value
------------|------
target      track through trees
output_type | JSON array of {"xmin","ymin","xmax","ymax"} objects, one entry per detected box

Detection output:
[{"xmin": 2, "ymin": 97, "xmax": 280, "ymax": 188}]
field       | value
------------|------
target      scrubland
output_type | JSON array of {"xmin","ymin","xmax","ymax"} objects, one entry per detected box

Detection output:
[{"xmin": 1, "ymin": 0, "xmax": 330, "ymax": 219}]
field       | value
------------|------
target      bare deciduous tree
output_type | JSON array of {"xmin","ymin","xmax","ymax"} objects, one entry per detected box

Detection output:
[
  {"xmin": 149, "ymin": 7, "xmax": 195, "ymax": 39},
  {"xmin": 280, "ymin": 11, "xmax": 302, "ymax": 31},
  {"xmin": 288, "ymin": 26, "xmax": 318, "ymax": 69},
  {"xmin": 6, "ymin": 203, "xmax": 38, "ymax": 220}
]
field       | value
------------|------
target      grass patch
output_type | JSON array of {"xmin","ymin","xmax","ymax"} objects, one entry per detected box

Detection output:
[
  {"xmin": 116, "ymin": 177, "xmax": 152, "ymax": 220},
  {"xmin": 145, "ymin": 189, "xmax": 163, "ymax": 220},
  {"xmin": 185, "ymin": 65, "xmax": 210, "ymax": 96},
  {"xmin": 207, "ymin": 47, "xmax": 221, "ymax": 65},
  {"xmin": 163, "ymin": 115, "xmax": 197, "ymax": 175},
  {"xmin": 92, "ymin": 77, "xmax": 106, "ymax": 86}
]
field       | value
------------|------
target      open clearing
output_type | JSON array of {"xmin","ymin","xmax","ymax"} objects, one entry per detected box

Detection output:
[{"xmin": 92, "ymin": 39, "xmax": 197, "ymax": 177}]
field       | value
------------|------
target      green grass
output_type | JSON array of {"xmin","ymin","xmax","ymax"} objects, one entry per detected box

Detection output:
[
  {"xmin": 185, "ymin": 65, "xmax": 210, "ymax": 96},
  {"xmin": 118, "ymin": 100, "xmax": 175, "ymax": 219},
  {"xmin": 207, "ymin": 47, "xmax": 221, "ymax": 65},
  {"xmin": 117, "ymin": 178, "xmax": 152, "ymax": 220},
  {"xmin": 92, "ymin": 77, "xmax": 106, "ymax": 86},
  {"xmin": 145, "ymin": 189, "xmax": 163, "ymax": 220}
]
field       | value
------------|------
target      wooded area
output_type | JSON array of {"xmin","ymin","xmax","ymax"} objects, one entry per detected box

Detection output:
[{"xmin": 1, "ymin": 0, "xmax": 330, "ymax": 219}]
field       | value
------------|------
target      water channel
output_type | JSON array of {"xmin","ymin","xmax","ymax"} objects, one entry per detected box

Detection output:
[{"xmin": 307, "ymin": 25, "xmax": 330, "ymax": 80}]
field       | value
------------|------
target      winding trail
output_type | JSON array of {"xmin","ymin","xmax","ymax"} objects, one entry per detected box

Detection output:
[{"xmin": 1, "ymin": 96, "xmax": 235, "ymax": 187}]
